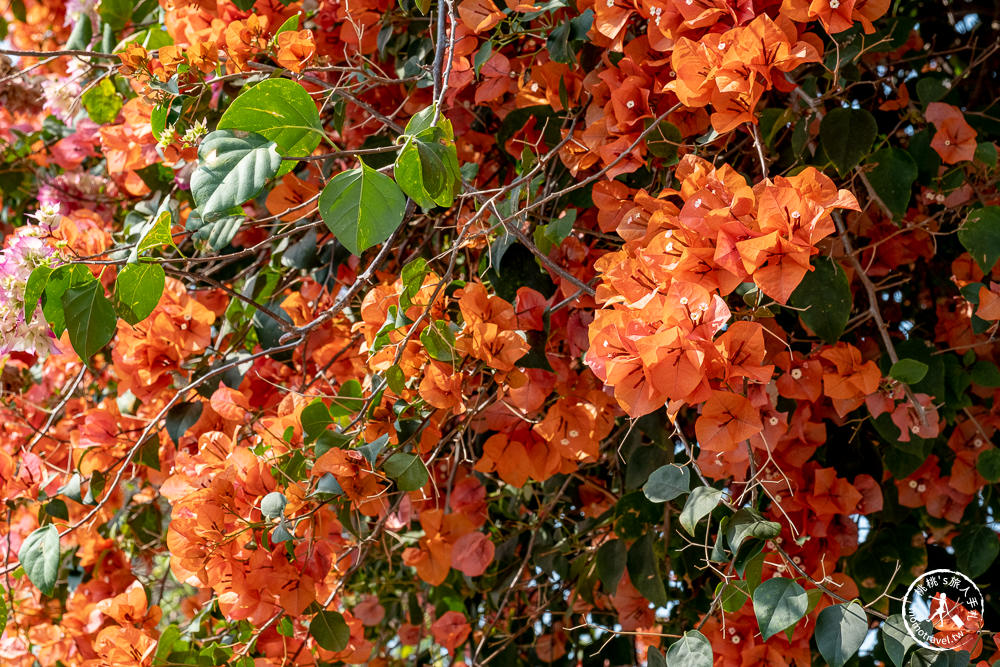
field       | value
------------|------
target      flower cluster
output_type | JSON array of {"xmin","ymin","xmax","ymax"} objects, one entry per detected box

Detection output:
[{"xmin": 0, "ymin": 226, "xmax": 60, "ymax": 358}]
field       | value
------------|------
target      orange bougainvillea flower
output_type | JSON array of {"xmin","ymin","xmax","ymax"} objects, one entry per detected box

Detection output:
[
  {"xmin": 275, "ymin": 29, "xmax": 317, "ymax": 73},
  {"xmin": 695, "ymin": 390, "xmax": 763, "ymax": 452},
  {"xmin": 209, "ymin": 385, "xmax": 253, "ymax": 423},
  {"xmin": 926, "ymin": 102, "xmax": 978, "ymax": 164},
  {"xmin": 976, "ymin": 283, "xmax": 1000, "ymax": 320},
  {"xmin": 187, "ymin": 40, "xmax": 219, "ymax": 74},
  {"xmin": 666, "ymin": 15, "xmax": 822, "ymax": 132},
  {"xmin": 265, "ymin": 172, "xmax": 320, "ymax": 220},
  {"xmin": 781, "ymin": 0, "xmax": 857, "ymax": 34},
  {"xmin": 431, "ymin": 611, "xmax": 472, "ymax": 655},
  {"xmin": 819, "ymin": 343, "xmax": 881, "ymax": 397},
  {"xmin": 451, "ymin": 531, "xmax": 495, "ymax": 576},
  {"xmin": 458, "ymin": 0, "xmax": 504, "ymax": 33}
]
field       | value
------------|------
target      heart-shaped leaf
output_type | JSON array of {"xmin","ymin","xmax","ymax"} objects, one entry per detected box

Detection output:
[
  {"xmin": 816, "ymin": 601, "xmax": 869, "ymax": 667},
  {"xmin": 18, "ymin": 525, "xmax": 60, "ymax": 596},
  {"xmin": 642, "ymin": 464, "xmax": 690, "ymax": 503},
  {"xmin": 62, "ymin": 280, "xmax": 118, "ymax": 361},
  {"xmin": 113, "ymin": 262, "xmax": 165, "ymax": 325},
  {"xmin": 665, "ymin": 630, "xmax": 713, "ymax": 666},
  {"xmin": 752, "ymin": 577, "xmax": 809, "ymax": 641},
  {"xmin": 309, "ymin": 610, "xmax": 350, "ymax": 652},
  {"xmin": 319, "ymin": 164, "xmax": 407, "ymax": 256}
]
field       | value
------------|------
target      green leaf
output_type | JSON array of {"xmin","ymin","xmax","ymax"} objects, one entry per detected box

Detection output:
[
  {"xmin": 58, "ymin": 473, "xmax": 83, "ymax": 503},
  {"xmin": 65, "ymin": 14, "xmax": 92, "ymax": 50},
  {"xmin": 357, "ymin": 434, "xmax": 388, "ymax": 467},
  {"xmin": 260, "ymin": 491, "xmax": 287, "ymax": 519},
  {"xmin": 383, "ymin": 453, "xmax": 429, "ymax": 491},
  {"xmin": 42, "ymin": 264, "xmax": 95, "ymax": 338},
  {"xmin": 399, "ymin": 257, "xmax": 428, "ymax": 310},
  {"xmin": 217, "ymin": 78, "xmax": 324, "ymax": 172},
  {"xmin": 18, "ymin": 525, "xmax": 60, "ymax": 596},
  {"xmin": 541, "ymin": 210, "xmax": 576, "ymax": 247},
  {"xmin": 907, "ymin": 648, "xmax": 971, "ymax": 666},
  {"xmin": 385, "ymin": 365, "xmax": 406, "ymax": 394},
  {"xmin": 0, "ymin": 586, "xmax": 7, "ymax": 631},
  {"xmin": 191, "ymin": 130, "xmax": 281, "ymax": 219},
  {"xmin": 81, "ymin": 77, "xmax": 123, "ymax": 125},
  {"xmin": 977, "ymin": 448, "xmax": 1000, "ymax": 482},
  {"xmin": 820, "ymin": 108, "xmax": 878, "ymax": 176},
  {"xmin": 752, "ymin": 577, "xmax": 808, "ymax": 641},
  {"xmin": 642, "ymin": 465, "xmax": 690, "ymax": 503},
  {"xmin": 970, "ymin": 360, "xmax": 1000, "ymax": 387},
  {"xmin": 626, "ymin": 532, "xmax": 667, "ymax": 607},
  {"xmin": 154, "ymin": 626, "xmax": 183, "ymax": 665},
  {"xmin": 789, "ymin": 256, "xmax": 852, "ymax": 344},
  {"xmin": 301, "ymin": 399, "xmax": 333, "ymax": 441},
  {"xmin": 319, "ymin": 164, "xmax": 407, "ymax": 256},
  {"xmin": 185, "ymin": 208, "xmax": 245, "ymax": 251},
  {"xmin": 915, "ymin": 77, "xmax": 949, "ymax": 103},
  {"xmin": 645, "ymin": 120, "xmax": 682, "ymax": 163},
  {"xmin": 165, "ymin": 402, "xmax": 203, "ymax": 446},
  {"xmin": 889, "ymin": 359, "xmax": 930, "ymax": 385},
  {"xmin": 816, "ymin": 601, "xmax": 869, "ymax": 667},
  {"xmin": 394, "ymin": 136, "xmax": 460, "ymax": 209},
  {"xmin": 120, "ymin": 24, "xmax": 172, "ymax": 50},
  {"xmin": 135, "ymin": 435, "xmax": 161, "ymax": 470},
  {"xmin": 953, "ymin": 525, "xmax": 999, "ymax": 578},
  {"xmin": 420, "ymin": 320, "xmax": 456, "ymax": 362},
  {"xmin": 62, "ymin": 280, "xmax": 118, "ymax": 361},
  {"xmin": 718, "ymin": 581, "xmax": 749, "ymax": 612},
  {"xmin": 958, "ymin": 207, "xmax": 1000, "ymax": 274},
  {"xmin": 974, "ymin": 141, "xmax": 997, "ymax": 168},
  {"xmin": 865, "ymin": 148, "xmax": 918, "ymax": 218},
  {"xmin": 403, "ymin": 106, "xmax": 440, "ymax": 136},
  {"xmin": 740, "ymin": 550, "xmax": 767, "ymax": 593},
  {"xmin": 664, "ymin": 630, "xmax": 713, "ymax": 667},
  {"xmin": 882, "ymin": 614, "xmax": 914, "ymax": 667},
  {"xmin": 136, "ymin": 210, "xmax": 178, "ymax": 256},
  {"xmin": 679, "ymin": 486, "xmax": 723, "ymax": 535},
  {"xmin": 98, "ymin": 0, "xmax": 132, "ymax": 31},
  {"xmin": 277, "ymin": 615, "xmax": 295, "ymax": 637},
  {"xmin": 329, "ymin": 380, "xmax": 364, "ymax": 417},
  {"xmin": 647, "ymin": 646, "xmax": 667, "ymax": 667},
  {"xmin": 273, "ymin": 13, "xmax": 300, "ymax": 36},
  {"xmin": 113, "ymin": 263, "xmax": 165, "ymax": 325},
  {"xmin": 24, "ymin": 265, "xmax": 52, "ymax": 322},
  {"xmin": 309, "ymin": 610, "xmax": 350, "ymax": 652},
  {"xmin": 596, "ymin": 539, "xmax": 626, "ymax": 594},
  {"xmin": 725, "ymin": 507, "xmax": 781, "ymax": 554}
]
